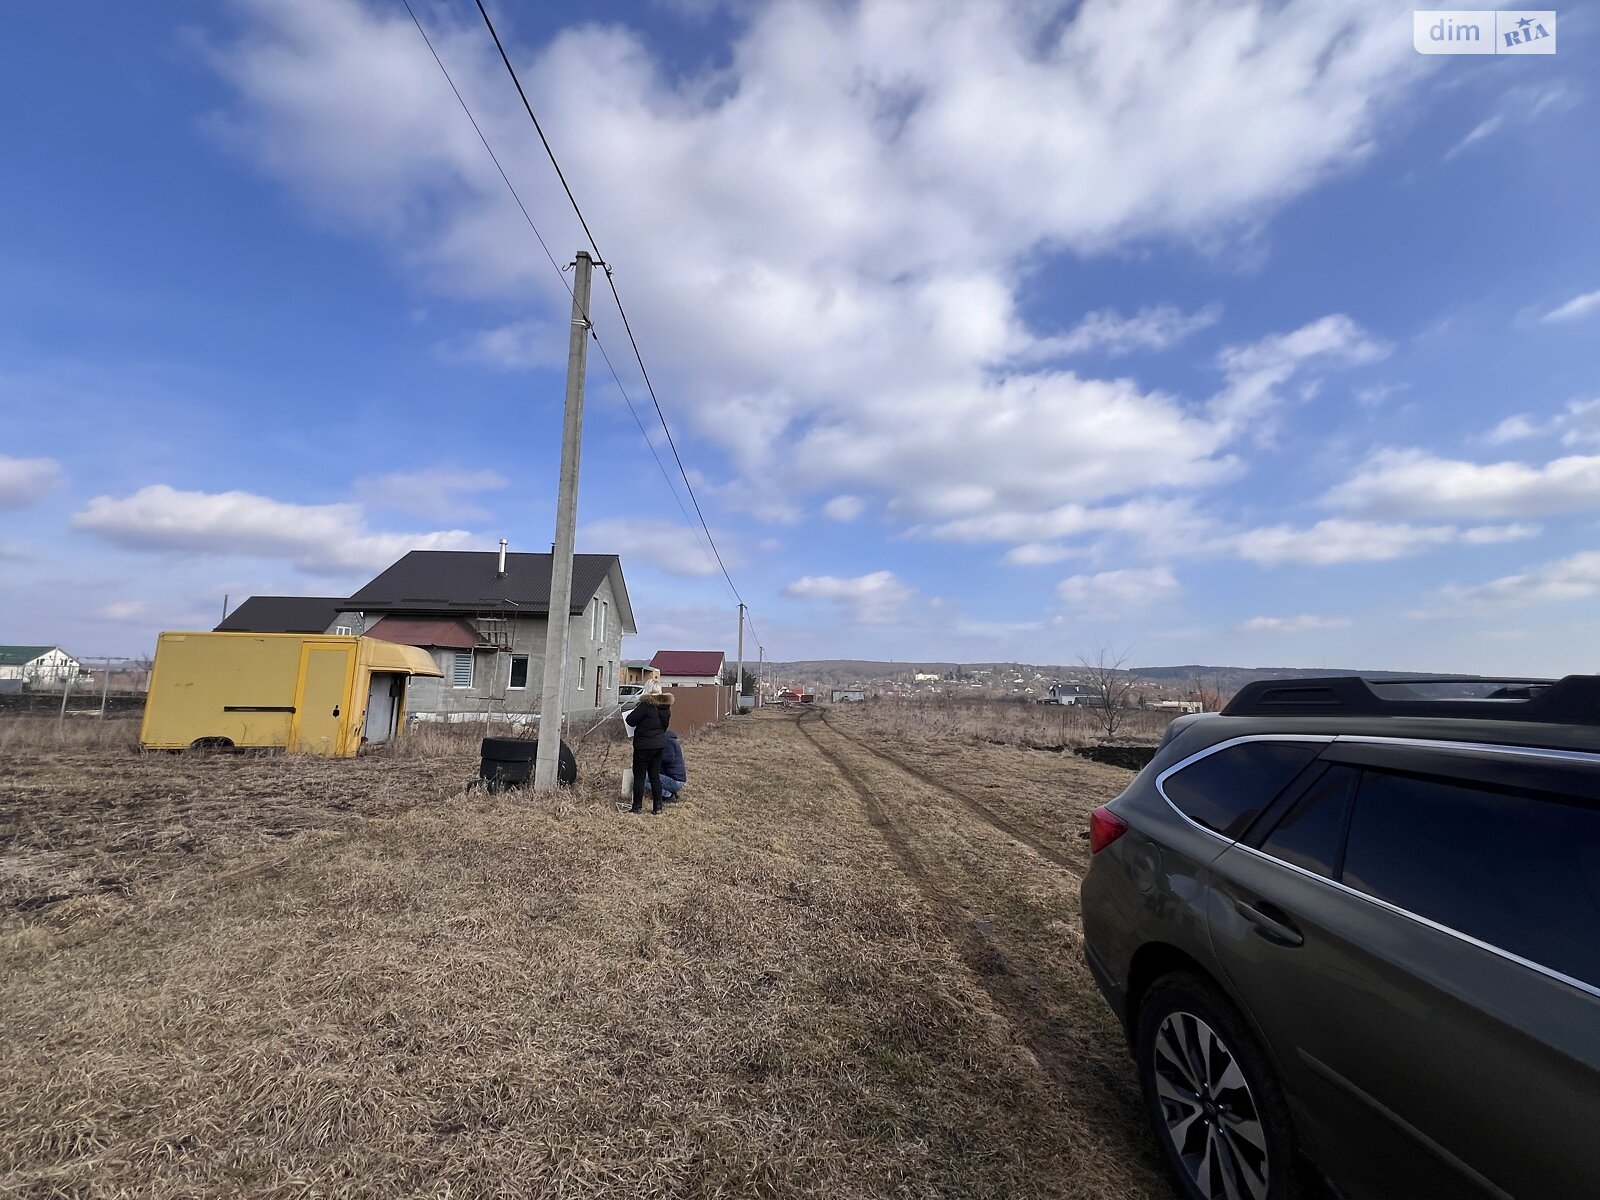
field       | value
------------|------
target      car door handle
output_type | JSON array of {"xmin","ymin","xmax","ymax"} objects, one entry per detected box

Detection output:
[{"xmin": 1235, "ymin": 899, "xmax": 1304, "ymax": 947}]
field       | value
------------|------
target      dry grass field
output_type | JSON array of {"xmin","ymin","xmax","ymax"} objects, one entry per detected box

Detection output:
[{"xmin": 1, "ymin": 707, "xmax": 1169, "ymax": 1199}]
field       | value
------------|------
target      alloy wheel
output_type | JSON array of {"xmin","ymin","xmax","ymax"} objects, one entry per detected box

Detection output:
[{"xmin": 1152, "ymin": 1010, "xmax": 1272, "ymax": 1200}]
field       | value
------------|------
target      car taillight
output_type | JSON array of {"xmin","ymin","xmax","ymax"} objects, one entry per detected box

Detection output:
[{"xmin": 1089, "ymin": 805, "xmax": 1129, "ymax": 854}]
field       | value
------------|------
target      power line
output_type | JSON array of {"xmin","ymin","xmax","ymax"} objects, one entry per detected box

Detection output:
[
  {"xmin": 400, "ymin": 0, "xmax": 722, "ymax": 579},
  {"xmin": 472, "ymin": 0, "xmax": 750, "ymax": 611}
]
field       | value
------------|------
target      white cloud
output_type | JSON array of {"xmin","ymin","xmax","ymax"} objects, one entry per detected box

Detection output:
[
  {"xmin": 1228, "ymin": 518, "xmax": 1535, "ymax": 565},
  {"xmin": 1355, "ymin": 382, "xmax": 1406, "ymax": 409},
  {"xmin": 1003, "ymin": 542, "xmax": 1082, "ymax": 566},
  {"xmin": 1238, "ymin": 614, "xmax": 1352, "ymax": 633},
  {"xmin": 0, "ymin": 542, "xmax": 32, "ymax": 562},
  {"xmin": 784, "ymin": 570, "xmax": 914, "ymax": 624},
  {"xmin": 1431, "ymin": 550, "xmax": 1600, "ymax": 613},
  {"xmin": 821, "ymin": 494, "xmax": 865, "ymax": 522},
  {"xmin": 72, "ymin": 484, "xmax": 476, "ymax": 575},
  {"xmin": 437, "ymin": 318, "xmax": 565, "ymax": 370},
  {"xmin": 1026, "ymin": 304, "xmax": 1220, "ymax": 360},
  {"xmin": 205, "ymin": 0, "xmax": 1424, "ymax": 538},
  {"xmin": 917, "ymin": 496, "xmax": 1214, "ymax": 548},
  {"xmin": 1444, "ymin": 115, "xmax": 1503, "ymax": 160},
  {"xmin": 1449, "ymin": 82, "xmax": 1579, "ymax": 161},
  {"xmin": 1557, "ymin": 399, "xmax": 1600, "ymax": 447},
  {"xmin": 1542, "ymin": 289, "xmax": 1600, "ymax": 324},
  {"xmin": 0, "ymin": 454, "xmax": 64, "ymax": 510},
  {"xmin": 1211, "ymin": 315, "xmax": 1389, "ymax": 434},
  {"xmin": 1057, "ymin": 566, "xmax": 1180, "ymax": 610},
  {"xmin": 100, "ymin": 601, "xmax": 154, "ymax": 622},
  {"xmin": 1485, "ymin": 413, "xmax": 1543, "ymax": 444},
  {"xmin": 353, "ymin": 465, "xmax": 507, "ymax": 520},
  {"xmin": 1481, "ymin": 399, "xmax": 1600, "ymax": 449},
  {"xmin": 579, "ymin": 517, "xmax": 723, "ymax": 578},
  {"xmin": 1330, "ymin": 448, "xmax": 1600, "ymax": 519}
]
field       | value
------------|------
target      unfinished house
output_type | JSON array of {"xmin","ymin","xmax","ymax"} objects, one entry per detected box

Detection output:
[{"xmin": 335, "ymin": 549, "xmax": 636, "ymax": 722}]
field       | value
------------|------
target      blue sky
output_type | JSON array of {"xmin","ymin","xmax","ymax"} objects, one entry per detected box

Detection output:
[{"xmin": 2, "ymin": 0, "xmax": 1598, "ymax": 672}]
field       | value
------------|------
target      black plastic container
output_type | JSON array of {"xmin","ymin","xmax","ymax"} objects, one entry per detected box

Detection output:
[{"xmin": 479, "ymin": 736, "xmax": 577, "ymax": 790}]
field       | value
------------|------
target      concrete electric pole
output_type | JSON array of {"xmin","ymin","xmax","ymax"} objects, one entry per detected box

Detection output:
[
  {"xmin": 535, "ymin": 251, "xmax": 594, "ymax": 791},
  {"xmin": 735, "ymin": 602, "xmax": 746, "ymax": 715}
]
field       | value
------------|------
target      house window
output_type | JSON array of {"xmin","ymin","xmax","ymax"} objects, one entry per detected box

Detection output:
[
  {"xmin": 590, "ymin": 600, "xmax": 600, "ymax": 641},
  {"xmin": 577, "ymin": 656, "xmax": 586, "ymax": 695},
  {"xmin": 509, "ymin": 655, "xmax": 529, "ymax": 690},
  {"xmin": 450, "ymin": 651, "xmax": 473, "ymax": 689},
  {"xmin": 601, "ymin": 600, "xmax": 609, "ymax": 641},
  {"xmin": 333, "ymin": 625, "xmax": 354, "ymax": 636}
]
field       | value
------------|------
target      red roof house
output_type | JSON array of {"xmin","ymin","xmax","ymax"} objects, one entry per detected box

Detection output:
[{"xmin": 650, "ymin": 650, "xmax": 726, "ymax": 685}]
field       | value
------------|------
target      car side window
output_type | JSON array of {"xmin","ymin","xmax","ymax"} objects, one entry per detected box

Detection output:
[
  {"xmin": 1342, "ymin": 768, "xmax": 1600, "ymax": 989},
  {"xmin": 1257, "ymin": 765, "xmax": 1358, "ymax": 878},
  {"xmin": 1161, "ymin": 741, "xmax": 1323, "ymax": 839}
]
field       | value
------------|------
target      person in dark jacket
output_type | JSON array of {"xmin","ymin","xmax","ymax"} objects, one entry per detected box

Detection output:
[
  {"xmin": 624, "ymin": 691, "xmax": 673, "ymax": 814},
  {"xmin": 653, "ymin": 730, "xmax": 687, "ymax": 803}
]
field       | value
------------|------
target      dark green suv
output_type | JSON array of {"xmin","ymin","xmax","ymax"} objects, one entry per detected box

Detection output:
[{"xmin": 1080, "ymin": 676, "xmax": 1600, "ymax": 1200}]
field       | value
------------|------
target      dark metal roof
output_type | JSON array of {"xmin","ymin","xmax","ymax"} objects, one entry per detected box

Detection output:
[
  {"xmin": 346, "ymin": 551, "xmax": 626, "ymax": 621},
  {"xmin": 215, "ymin": 597, "xmax": 345, "ymax": 634}
]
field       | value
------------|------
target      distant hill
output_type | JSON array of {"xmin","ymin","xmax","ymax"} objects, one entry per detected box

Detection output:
[{"xmin": 763, "ymin": 659, "xmax": 1483, "ymax": 697}]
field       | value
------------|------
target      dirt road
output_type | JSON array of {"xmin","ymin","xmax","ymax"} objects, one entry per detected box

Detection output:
[{"xmin": 792, "ymin": 707, "xmax": 1166, "ymax": 1190}]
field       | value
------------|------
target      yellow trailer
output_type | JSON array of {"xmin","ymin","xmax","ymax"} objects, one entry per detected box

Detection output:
[{"xmin": 140, "ymin": 632, "xmax": 443, "ymax": 756}]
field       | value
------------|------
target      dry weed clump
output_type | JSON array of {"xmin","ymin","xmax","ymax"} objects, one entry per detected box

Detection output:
[
  {"xmin": 2, "ymin": 713, "xmax": 1165, "ymax": 1198},
  {"xmin": 0, "ymin": 715, "xmax": 140, "ymax": 753}
]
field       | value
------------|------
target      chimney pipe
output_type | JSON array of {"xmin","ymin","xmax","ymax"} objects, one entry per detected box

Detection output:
[{"xmin": 497, "ymin": 538, "xmax": 508, "ymax": 577}]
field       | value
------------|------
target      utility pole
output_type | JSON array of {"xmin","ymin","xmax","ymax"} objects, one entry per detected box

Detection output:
[
  {"xmin": 57, "ymin": 668, "xmax": 74, "ymax": 731},
  {"xmin": 735, "ymin": 603, "xmax": 746, "ymax": 715},
  {"xmin": 757, "ymin": 644, "xmax": 764, "ymax": 709},
  {"xmin": 221, "ymin": 594, "xmax": 229, "ymax": 624},
  {"xmin": 99, "ymin": 657, "xmax": 111, "ymax": 720},
  {"xmin": 535, "ymin": 250, "xmax": 594, "ymax": 791}
]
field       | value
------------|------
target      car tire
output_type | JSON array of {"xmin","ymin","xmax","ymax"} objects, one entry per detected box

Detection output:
[{"xmin": 1135, "ymin": 972, "xmax": 1301, "ymax": 1200}]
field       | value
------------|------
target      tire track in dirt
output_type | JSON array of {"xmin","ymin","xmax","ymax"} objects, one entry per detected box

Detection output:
[
  {"xmin": 794, "ymin": 708, "xmax": 1096, "ymax": 1093},
  {"xmin": 817, "ymin": 708, "xmax": 1085, "ymax": 879}
]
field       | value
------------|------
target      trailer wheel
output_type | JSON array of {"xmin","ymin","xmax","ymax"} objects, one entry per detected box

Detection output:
[{"xmin": 189, "ymin": 737, "xmax": 235, "ymax": 752}]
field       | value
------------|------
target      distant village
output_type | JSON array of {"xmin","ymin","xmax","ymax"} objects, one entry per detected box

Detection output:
[{"xmin": 759, "ymin": 663, "xmax": 1214, "ymax": 712}]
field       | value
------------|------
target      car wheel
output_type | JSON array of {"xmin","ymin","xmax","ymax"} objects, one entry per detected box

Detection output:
[{"xmin": 1135, "ymin": 973, "xmax": 1300, "ymax": 1200}]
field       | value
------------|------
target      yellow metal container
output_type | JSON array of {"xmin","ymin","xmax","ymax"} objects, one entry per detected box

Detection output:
[{"xmin": 139, "ymin": 632, "xmax": 443, "ymax": 756}]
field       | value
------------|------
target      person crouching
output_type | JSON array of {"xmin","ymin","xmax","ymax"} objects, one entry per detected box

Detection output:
[
  {"xmin": 625, "ymin": 691, "xmax": 673, "ymax": 814},
  {"xmin": 653, "ymin": 729, "xmax": 687, "ymax": 804}
]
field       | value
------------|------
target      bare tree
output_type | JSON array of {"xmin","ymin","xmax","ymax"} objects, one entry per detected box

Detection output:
[{"xmin": 1077, "ymin": 642, "xmax": 1139, "ymax": 739}]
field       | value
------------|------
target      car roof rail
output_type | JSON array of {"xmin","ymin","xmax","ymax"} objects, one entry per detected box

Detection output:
[{"xmin": 1220, "ymin": 674, "xmax": 1600, "ymax": 725}]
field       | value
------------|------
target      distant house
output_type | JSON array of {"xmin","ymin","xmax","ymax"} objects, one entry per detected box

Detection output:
[
  {"xmin": 0, "ymin": 645, "xmax": 82, "ymax": 685},
  {"xmin": 651, "ymin": 650, "xmax": 726, "ymax": 688},
  {"xmin": 778, "ymin": 689, "xmax": 803, "ymax": 704},
  {"xmin": 220, "ymin": 547, "xmax": 636, "ymax": 719},
  {"xmin": 831, "ymin": 688, "xmax": 866, "ymax": 703},
  {"xmin": 620, "ymin": 660, "xmax": 660, "ymax": 687},
  {"xmin": 216, "ymin": 596, "xmax": 348, "ymax": 635},
  {"xmin": 1148, "ymin": 698, "xmax": 1203, "ymax": 713},
  {"xmin": 1045, "ymin": 682, "xmax": 1094, "ymax": 705}
]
